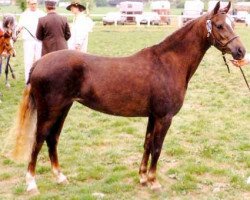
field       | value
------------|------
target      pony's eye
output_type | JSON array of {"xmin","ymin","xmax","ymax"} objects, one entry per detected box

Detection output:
[{"xmin": 216, "ymin": 24, "xmax": 223, "ymax": 29}]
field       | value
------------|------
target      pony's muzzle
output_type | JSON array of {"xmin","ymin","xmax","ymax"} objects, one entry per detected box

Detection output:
[{"xmin": 232, "ymin": 46, "xmax": 246, "ymax": 60}]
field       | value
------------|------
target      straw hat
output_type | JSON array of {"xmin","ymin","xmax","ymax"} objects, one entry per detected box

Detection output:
[{"xmin": 66, "ymin": 1, "xmax": 86, "ymax": 12}]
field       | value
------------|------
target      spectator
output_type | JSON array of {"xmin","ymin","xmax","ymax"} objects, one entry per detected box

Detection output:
[
  {"xmin": 66, "ymin": 1, "xmax": 94, "ymax": 52},
  {"xmin": 36, "ymin": 0, "xmax": 71, "ymax": 56},
  {"xmin": 18, "ymin": 0, "xmax": 45, "ymax": 83}
]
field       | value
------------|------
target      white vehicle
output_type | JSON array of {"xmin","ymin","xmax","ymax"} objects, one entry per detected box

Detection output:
[
  {"xmin": 234, "ymin": 11, "xmax": 248, "ymax": 22},
  {"xmin": 0, "ymin": 0, "xmax": 11, "ymax": 5},
  {"xmin": 119, "ymin": 1, "xmax": 143, "ymax": 23},
  {"xmin": 246, "ymin": 14, "xmax": 250, "ymax": 26},
  {"xmin": 102, "ymin": 12, "xmax": 126, "ymax": 25},
  {"xmin": 59, "ymin": 2, "xmax": 70, "ymax": 7},
  {"xmin": 182, "ymin": 0, "xmax": 204, "ymax": 23},
  {"xmin": 139, "ymin": 12, "xmax": 161, "ymax": 25},
  {"xmin": 150, "ymin": 1, "xmax": 171, "ymax": 24}
]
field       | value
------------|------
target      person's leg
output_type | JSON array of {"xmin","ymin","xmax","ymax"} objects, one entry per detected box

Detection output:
[
  {"xmin": 81, "ymin": 35, "xmax": 88, "ymax": 53},
  {"xmin": 34, "ymin": 41, "xmax": 42, "ymax": 61},
  {"xmin": 23, "ymin": 40, "xmax": 35, "ymax": 83}
]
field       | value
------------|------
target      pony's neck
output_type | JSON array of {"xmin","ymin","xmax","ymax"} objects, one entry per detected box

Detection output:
[
  {"xmin": 0, "ymin": 38, "xmax": 5, "ymax": 55},
  {"xmin": 153, "ymin": 15, "xmax": 211, "ymax": 82},
  {"xmin": 0, "ymin": 29, "xmax": 5, "ymax": 54}
]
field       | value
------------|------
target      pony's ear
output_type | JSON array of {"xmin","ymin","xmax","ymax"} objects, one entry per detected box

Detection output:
[
  {"xmin": 221, "ymin": 1, "xmax": 231, "ymax": 13},
  {"xmin": 212, "ymin": 1, "xmax": 220, "ymax": 15}
]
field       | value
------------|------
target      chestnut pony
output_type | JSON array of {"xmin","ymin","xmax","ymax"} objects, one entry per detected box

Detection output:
[
  {"xmin": 0, "ymin": 28, "xmax": 15, "ymax": 56},
  {"xmin": 0, "ymin": 21, "xmax": 16, "ymax": 97},
  {"xmin": 0, "ymin": 14, "xmax": 16, "ymax": 56},
  {"xmin": 11, "ymin": 2, "xmax": 245, "ymax": 193}
]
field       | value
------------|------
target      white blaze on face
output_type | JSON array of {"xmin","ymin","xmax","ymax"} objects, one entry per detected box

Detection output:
[{"xmin": 225, "ymin": 15, "xmax": 233, "ymax": 30}]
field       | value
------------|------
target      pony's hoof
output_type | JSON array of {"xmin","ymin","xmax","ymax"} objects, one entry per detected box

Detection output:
[
  {"xmin": 148, "ymin": 180, "xmax": 162, "ymax": 191},
  {"xmin": 26, "ymin": 172, "xmax": 38, "ymax": 194},
  {"xmin": 27, "ymin": 182, "xmax": 39, "ymax": 195},
  {"xmin": 27, "ymin": 187, "xmax": 40, "ymax": 195},
  {"xmin": 57, "ymin": 173, "xmax": 68, "ymax": 184},
  {"xmin": 139, "ymin": 174, "xmax": 148, "ymax": 186},
  {"xmin": 5, "ymin": 83, "xmax": 10, "ymax": 88}
]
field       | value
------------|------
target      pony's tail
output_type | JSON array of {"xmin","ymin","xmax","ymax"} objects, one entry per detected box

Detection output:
[{"xmin": 9, "ymin": 84, "xmax": 37, "ymax": 162}]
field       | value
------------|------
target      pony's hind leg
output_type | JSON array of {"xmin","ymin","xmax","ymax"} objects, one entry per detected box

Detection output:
[
  {"xmin": 139, "ymin": 115, "xmax": 155, "ymax": 185},
  {"xmin": 26, "ymin": 106, "xmax": 68, "ymax": 193},
  {"xmin": 46, "ymin": 104, "xmax": 72, "ymax": 184},
  {"xmin": 147, "ymin": 115, "xmax": 173, "ymax": 190},
  {"xmin": 26, "ymin": 119, "xmax": 55, "ymax": 193}
]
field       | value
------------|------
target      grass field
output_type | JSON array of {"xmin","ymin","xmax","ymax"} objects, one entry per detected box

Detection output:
[{"xmin": 0, "ymin": 24, "xmax": 250, "ymax": 200}]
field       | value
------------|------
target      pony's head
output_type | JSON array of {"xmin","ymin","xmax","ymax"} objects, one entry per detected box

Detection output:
[
  {"xmin": 206, "ymin": 1, "xmax": 245, "ymax": 60},
  {"xmin": 3, "ymin": 14, "xmax": 17, "ymax": 42}
]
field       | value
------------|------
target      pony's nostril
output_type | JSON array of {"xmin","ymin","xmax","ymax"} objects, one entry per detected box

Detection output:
[
  {"xmin": 237, "ymin": 47, "xmax": 245, "ymax": 58},
  {"xmin": 238, "ymin": 48, "xmax": 242, "ymax": 55}
]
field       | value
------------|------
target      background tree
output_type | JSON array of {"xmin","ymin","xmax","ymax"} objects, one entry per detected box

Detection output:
[{"xmin": 16, "ymin": 0, "xmax": 27, "ymax": 11}]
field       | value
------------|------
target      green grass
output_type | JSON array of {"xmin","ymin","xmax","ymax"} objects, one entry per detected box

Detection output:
[{"xmin": 0, "ymin": 23, "xmax": 250, "ymax": 199}]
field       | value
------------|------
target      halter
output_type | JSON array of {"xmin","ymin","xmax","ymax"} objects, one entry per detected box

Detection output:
[
  {"xmin": 206, "ymin": 14, "xmax": 250, "ymax": 92},
  {"xmin": 206, "ymin": 14, "xmax": 239, "ymax": 50}
]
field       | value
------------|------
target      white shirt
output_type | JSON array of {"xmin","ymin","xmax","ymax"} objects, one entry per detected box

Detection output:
[
  {"xmin": 19, "ymin": 9, "xmax": 45, "ymax": 41},
  {"xmin": 68, "ymin": 13, "xmax": 94, "ymax": 48}
]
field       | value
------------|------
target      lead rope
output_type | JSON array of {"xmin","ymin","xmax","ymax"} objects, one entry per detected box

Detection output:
[
  {"xmin": 239, "ymin": 67, "xmax": 250, "ymax": 92},
  {"xmin": 222, "ymin": 53, "xmax": 230, "ymax": 73},
  {"xmin": 222, "ymin": 54, "xmax": 250, "ymax": 92}
]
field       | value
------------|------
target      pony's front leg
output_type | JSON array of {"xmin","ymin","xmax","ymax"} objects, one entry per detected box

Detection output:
[
  {"xmin": 147, "ymin": 115, "xmax": 173, "ymax": 190},
  {"xmin": 47, "ymin": 131, "xmax": 68, "ymax": 184},
  {"xmin": 26, "ymin": 110, "xmax": 61, "ymax": 193},
  {"xmin": 139, "ymin": 115, "xmax": 155, "ymax": 185}
]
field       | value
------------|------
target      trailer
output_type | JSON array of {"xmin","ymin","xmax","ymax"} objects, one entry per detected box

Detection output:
[
  {"xmin": 119, "ymin": 1, "xmax": 143, "ymax": 23},
  {"xmin": 150, "ymin": 1, "xmax": 171, "ymax": 24},
  {"xmin": 233, "ymin": 2, "xmax": 250, "ymax": 23},
  {"xmin": 182, "ymin": 0, "xmax": 204, "ymax": 24}
]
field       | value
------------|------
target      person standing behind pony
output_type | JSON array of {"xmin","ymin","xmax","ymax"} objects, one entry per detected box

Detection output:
[
  {"xmin": 36, "ymin": 0, "xmax": 71, "ymax": 56},
  {"xmin": 66, "ymin": 1, "xmax": 94, "ymax": 52},
  {"xmin": 18, "ymin": 0, "xmax": 45, "ymax": 83}
]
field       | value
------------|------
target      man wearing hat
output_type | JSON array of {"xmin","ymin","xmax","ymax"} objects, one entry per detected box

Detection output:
[
  {"xmin": 18, "ymin": 0, "xmax": 45, "ymax": 83},
  {"xmin": 67, "ymin": 1, "xmax": 94, "ymax": 52},
  {"xmin": 36, "ymin": 0, "xmax": 71, "ymax": 56}
]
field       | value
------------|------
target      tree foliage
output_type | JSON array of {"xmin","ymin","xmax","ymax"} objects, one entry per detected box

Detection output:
[{"xmin": 16, "ymin": 0, "xmax": 27, "ymax": 11}]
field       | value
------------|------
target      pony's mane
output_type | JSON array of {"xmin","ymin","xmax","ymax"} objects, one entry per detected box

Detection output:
[
  {"xmin": 158, "ymin": 10, "xmax": 229, "ymax": 50},
  {"xmin": 150, "ymin": 13, "xmax": 209, "ymax": 53}
]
